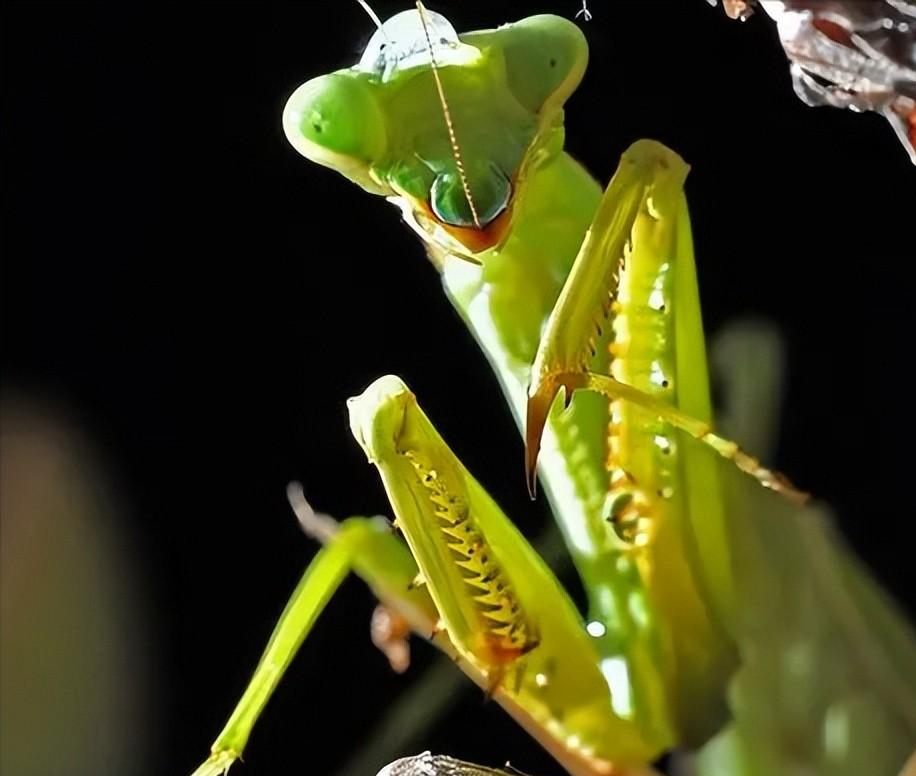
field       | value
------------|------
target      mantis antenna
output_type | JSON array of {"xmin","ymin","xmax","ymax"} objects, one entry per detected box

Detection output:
[
  {"xmin": 356, "ymin": 0, "xmax": 389, "ymax": 40},
  {"xmin": 416, "ymin": 1, "xmax": 481, "ymax": 229}
]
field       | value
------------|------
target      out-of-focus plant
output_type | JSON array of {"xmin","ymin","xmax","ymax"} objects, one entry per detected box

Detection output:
[{"xmin": 1, "ymin": 397, "xmax": 153, "ymax": 776}]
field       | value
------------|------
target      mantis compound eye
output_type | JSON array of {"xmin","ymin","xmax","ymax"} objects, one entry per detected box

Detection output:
[
  {"xmin": 494, "ymin": 15, "xmax": 588, "ymax": 115},
  {"xmin": 283, "ymin": 73, "xmax": 386, "ymax": 171},
  {"xmin": 430, "ymin": 162, "xmax": 511, "ymax": 228}
]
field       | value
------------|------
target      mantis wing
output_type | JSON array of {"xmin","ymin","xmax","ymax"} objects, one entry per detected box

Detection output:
[{"xmin": 695, "ymin": 449, "xmax": 916, "ymax": 776}]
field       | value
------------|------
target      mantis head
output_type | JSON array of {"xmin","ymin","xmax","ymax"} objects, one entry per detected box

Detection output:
[{"xmin": 283, "ymin": 10, "xmax": 587, "ymax": 256}]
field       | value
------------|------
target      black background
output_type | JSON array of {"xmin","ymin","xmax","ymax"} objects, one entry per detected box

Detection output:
[{"xmin": 3, "ymin": 2, "xmax": 915, "ymax": 775}]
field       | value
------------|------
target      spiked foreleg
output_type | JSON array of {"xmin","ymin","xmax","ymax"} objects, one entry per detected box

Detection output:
[
  {"xmin": 349, "ymin": 375, "xmax": 672, "ymax": 772},
  {"xmin": 525, "ymin": 139, "xmax": 805, "ymax": 505}
]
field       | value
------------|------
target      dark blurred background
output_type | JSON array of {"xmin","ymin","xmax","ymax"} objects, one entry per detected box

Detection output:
[{"xmin": 3, "ymin": 2, "xmax": 915, "ymax": 775}]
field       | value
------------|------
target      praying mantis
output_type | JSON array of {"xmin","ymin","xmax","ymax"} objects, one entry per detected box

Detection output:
[{"xmin": 189, "ymin": 6, "xmax": 916, "ymax": 776}]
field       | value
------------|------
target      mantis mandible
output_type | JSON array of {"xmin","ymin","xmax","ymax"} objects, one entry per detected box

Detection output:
[{"xmin": 190, "ymin": 7, "xmax": 916, "ymax": 776}]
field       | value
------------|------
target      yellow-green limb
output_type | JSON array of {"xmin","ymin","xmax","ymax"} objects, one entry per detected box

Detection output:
[
  {"xmin": 527, "ymin": 369, "xmax": 808, "ymax": 505},
  {"xmin": 190, "ymin": 533, "xmax": 353, "ymax": 776},
  {"xmin": 189, "ymin": 483, "xmax": 659, "ymax": 776},
  {"xmin": 190, "ymin": 488, "xmax": 433, "ymax": 776},
  {"xmin": 524, "ymin": 139, "xmax": 807, "ymax": 506},
  {"xmin": 349, "ymin": 375, "xmax": 670, "ymax": 772}
]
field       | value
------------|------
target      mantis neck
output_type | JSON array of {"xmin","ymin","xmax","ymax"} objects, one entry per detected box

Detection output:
[{"xmin": 439, "ymin": 152, "xmax": 605, "ymax": 562}]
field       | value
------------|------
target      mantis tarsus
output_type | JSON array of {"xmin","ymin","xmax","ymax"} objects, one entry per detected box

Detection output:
[{"xmin": 190, "ymin": 6, "xmax": 916, "ymax": 776}]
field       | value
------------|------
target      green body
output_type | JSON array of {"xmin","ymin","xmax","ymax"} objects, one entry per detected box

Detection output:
[{"xmin": 191, "ymin": 9, "xmax": 916, "ymax": 776}]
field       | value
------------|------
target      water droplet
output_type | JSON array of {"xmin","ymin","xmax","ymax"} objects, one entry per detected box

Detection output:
[
  {"xmin": 586, "ymin": 620, "xmax": 607, "ymax": 638},
  {"xmin": 650, "ymin": 361, "xmax": 669, "ymax": 388},
  {"xmin": 648, "ymin": 288, "xmax": 666, "ymax": 311},
  {"xmin": 645, "ymin": 196, "xmax": 661, "ymax": 221},
  {"xmin": 654, "ymin": 435, "xmax": 672, "ymax": 453},
  {"xmin": 535, "ymin": 672, "xmax": 549, "ymax": 687},
  {"xmin": 600, "ymin": 657, "xmax": 633, "ymax": 717}
]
